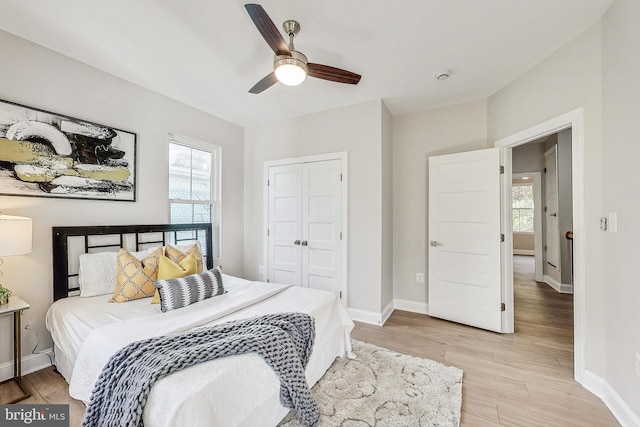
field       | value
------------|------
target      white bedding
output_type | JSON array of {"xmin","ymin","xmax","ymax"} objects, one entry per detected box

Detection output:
[{"xmin": 46, "ymin": 274, "xmax": 354, "ymax": 427}]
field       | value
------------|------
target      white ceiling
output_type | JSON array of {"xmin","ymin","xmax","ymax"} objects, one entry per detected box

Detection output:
[{"xmin": 0, "ymin": 0, "xmax": 614, "ymax": 127}]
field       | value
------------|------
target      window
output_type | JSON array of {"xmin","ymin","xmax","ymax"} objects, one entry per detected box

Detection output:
[
  {"xmin": 168, "ymin": 134, "xmax": 221, "ymax": 258},
  {"xmin": 512, "ymin": 183, "xmax": 534, "ymax": 233}
]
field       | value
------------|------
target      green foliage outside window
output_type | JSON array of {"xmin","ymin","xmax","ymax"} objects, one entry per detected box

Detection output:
[{"xmin": 513, "ymin": 184, "xmax": 534, "ymax": 232}]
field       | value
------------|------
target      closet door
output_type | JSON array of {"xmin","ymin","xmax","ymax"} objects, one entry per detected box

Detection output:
[
  {"xmin": 267, "ymin": 159, "xmax": 343, "ymax": 297},
  {"xmin": 301, "ymin": 160, "xmax": 342, "ymax": 294},
  {"xmin": 268, "ymin": 164, "xmax": 302, "ymax": 285}
]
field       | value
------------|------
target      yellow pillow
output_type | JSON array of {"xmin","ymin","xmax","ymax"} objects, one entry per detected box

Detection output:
[
  {"xmin": 151, "ymin": 252, "xmax": 197, "ymax": 304},
  {"xmin": 110, "ymin": 247, "xmax": 162, "ymax": 303},
  {"xmin": 165, "ymin": 244, "xmax": 204, "ymax": 273}
]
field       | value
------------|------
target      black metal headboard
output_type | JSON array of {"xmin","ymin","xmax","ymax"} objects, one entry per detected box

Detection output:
[{"xmin": 52, "ymin": 223, "xmax": 213, "ymax": 301}]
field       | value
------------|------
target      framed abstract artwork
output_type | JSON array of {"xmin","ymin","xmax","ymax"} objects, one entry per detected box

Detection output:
[{"xmin": 0, "ymin": 99, "xmax": 136, "ymax": 201}]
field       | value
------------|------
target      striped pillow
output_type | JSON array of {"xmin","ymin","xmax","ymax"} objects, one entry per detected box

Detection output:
[{"xmin": 154, "ymin": 267, "xmax": 225, "ymax": 312}]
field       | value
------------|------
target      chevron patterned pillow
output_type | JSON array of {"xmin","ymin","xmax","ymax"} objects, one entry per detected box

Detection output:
[{"xmin": 154, "ymin": 267, "xmax": 225, "ymax": 312}]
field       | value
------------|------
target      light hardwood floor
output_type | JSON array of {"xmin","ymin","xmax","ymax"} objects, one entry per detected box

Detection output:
[
  {"xmin": 1, "ymin": 256, "xmax": 619, "ymax": 426},
  {"xmin": 353, "ymin": 256, "xmax": 619, "ymax": 426}
]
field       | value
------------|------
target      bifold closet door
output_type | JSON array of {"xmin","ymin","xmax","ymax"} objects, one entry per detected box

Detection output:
[
  {"xmin": 301, "ymin": 160, "xmax": 342, "ymax": 294},
  {"xmin": 268, "ymin": 164, "xmax": 303, "ymax": 285},
  {"xmin": 267, "ymin": 159, "xmax": 342, "ymax": 296}
]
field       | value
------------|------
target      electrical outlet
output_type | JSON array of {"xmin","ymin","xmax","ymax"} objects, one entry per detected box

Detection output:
[
  {"xmin": 635, "ymin": 352, "xmax": 640, "ymax": 376},
  {"xmin": 258, "ymin": 265, "xmax": 264, "ymax": 274},
  {"xmin": 416, "ymin": 273, "xmax": 424, "ymax": 283},
  {"xmin": 600, "ymin": 217, "xmax": 608, "ymax": 231}
]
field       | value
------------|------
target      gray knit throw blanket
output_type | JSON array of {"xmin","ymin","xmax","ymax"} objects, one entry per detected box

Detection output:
[{"xmin": 82, "ymin": 312, "xmax": 318, "ymax": 427}]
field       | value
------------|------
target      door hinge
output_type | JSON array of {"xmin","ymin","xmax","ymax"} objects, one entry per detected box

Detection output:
[
  {"xmin": 501, "ymin": 303, "xmax": 506, "ymax": 311},
  {"xmin": 544, "ymin": 167, "xmax": 547, "ymax": 173},
  {"xmin": 340, "ymin": 232, "xmax": 342, "ymax": 240},
  {"xmin": 267, "ymin": 229, "xmax": 270, "ymax": 236},
  {"xmin": 267, "ymin": 179, "xmax": 270, "ymax": 186},
  {"xmin": 339, "ymin": 291, "xmax": 342, "ymax": 299},
  {"xmin": 500, "ymin": 233, "xmax": 505, "ymax": 242},
  {"xmin": 340, "ymin": 173, "xmax": 343, "ymax": 182},
  {"xmin": 544, "ymin": 206, "xmax": 547, "ymax": 212},
  {"xmin": 499, "ymin": 166, "xmax": 505, "ymax": 174}
]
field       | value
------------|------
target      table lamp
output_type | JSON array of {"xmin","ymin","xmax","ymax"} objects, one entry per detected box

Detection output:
[{"xmin": 0, "ymin": 214, "xmax": 33, "ymax": 304}]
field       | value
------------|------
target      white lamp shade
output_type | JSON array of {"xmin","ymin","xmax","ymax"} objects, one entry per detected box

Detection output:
[
  {"xmin": 275, "ymin": 63, "xmax": 307, "ymax": 86},
  {"xmin": 0, "ymin": 215, "xmax": 32, "ymax": 256}
]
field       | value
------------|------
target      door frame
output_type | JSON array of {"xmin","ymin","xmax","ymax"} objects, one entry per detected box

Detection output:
[
  {"xmin": 512, "ymin": 172, "xmax": 543, "ymax": 281},
  {"xmin": 496, "ymin": 108, "xmax": 585, "ymax": 383},
  {"xmin": 262, "ymin": 151, "xmax": 349, "ymax": 304}
]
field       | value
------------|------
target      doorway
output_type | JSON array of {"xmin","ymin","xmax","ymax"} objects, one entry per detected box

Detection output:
[{"xmin": 497, "ymin": 108, "xmax": 585, "ymax": 382}]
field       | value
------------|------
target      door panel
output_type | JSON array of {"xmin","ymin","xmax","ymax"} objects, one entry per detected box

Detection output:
[
  {"xmin": 268, "ymin": 164, "xmax": 302, "ymax": 286},
  {"xmin": 428, "ymin": 148, "xmax": 503, "ymax": 332},
  {"xmin": 545, "ymin": 146, "xmax": 560, "ymax": 269},
  {"xmin": 302, "ymin": 160, "xmax": 342, "ymax": 295}
]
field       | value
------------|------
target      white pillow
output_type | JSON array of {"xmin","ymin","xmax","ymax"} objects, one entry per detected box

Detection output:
[
  {"xmin": 78, "ymin": 249, "xmax": 155, "ymax": 297},
  {"xmin": 149, "ymin": 241, "xmax": 202, "ymax": 255}
]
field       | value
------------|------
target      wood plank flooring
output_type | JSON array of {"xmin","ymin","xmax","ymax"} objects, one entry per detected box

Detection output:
[
  {"xmin": 1, "ymin": 256, "xmax": 620, "ymax": 426},
  {"xmin": 353, "ymin": 256, "xmax": 619, "ymax": 426}
]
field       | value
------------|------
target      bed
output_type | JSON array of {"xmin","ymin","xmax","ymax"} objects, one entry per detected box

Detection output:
[{"xmin": 46, "ymin": 223, "xmax": 354, "ymax": 426}]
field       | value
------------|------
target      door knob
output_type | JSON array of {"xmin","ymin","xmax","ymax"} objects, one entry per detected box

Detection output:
[
  {"xmin": 294, "ymin": 240, "xmax": 301, "ymax": 245},
  {"xmin": 430, "ymin": 240, "xmax": 443, "ymax": 247},
  {"xmin": 301, "ymin": 241, "xmax": 308, "ymax": 246}
]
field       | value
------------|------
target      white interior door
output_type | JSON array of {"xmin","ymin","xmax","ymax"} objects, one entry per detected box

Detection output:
[
  {"xmin": 268, "ymin": 164, "xmax": 302, "ymax": 285},
  {"xmin": 301, "ymin": 160, "xmax": 342, "ymax": 295},
  {"xmin": 428, "ymin": 148, "xmax": 503, "ymax": 332},
  {"xmin": 544, "ymin": 146, "xmax": 560, "ymax": 269},
  {"xmin": 267, "ymin": 159, "xmax": 343, "ymax": 297}
]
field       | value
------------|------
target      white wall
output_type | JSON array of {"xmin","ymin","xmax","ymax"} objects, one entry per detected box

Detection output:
[
  {"xmin": 601, "ymin": 0, "xmax": 640, "ymax": 418},
  {"xmin": 0, "ymin": 30, "xmax": 244, "ymax": 374},
  {"xmin": 243, "ymin": 118, "xmax": 299, "ymax": 280},
  {"xmin": 243, "ymin": 100, "xmax": 386, "ymax": 317},
  {"xmin": 381, "ymin": 103, "xmax": 394, "ymax": 314},
  {"xmin": 512, "ymin": 141, "xmax": 545, "ymax": 173},
  {"xmin": 488, "ymin": 20, "xmax": 607, "ymax": 383},
  {"xmin": 392, "ymin": 100, "xmax": 488, "ymax": 308}
]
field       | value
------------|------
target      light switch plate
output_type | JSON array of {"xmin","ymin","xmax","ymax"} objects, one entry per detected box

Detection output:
[{"xmin": 608, "ymin": 212, "xmax": 617, "ymax": 232}]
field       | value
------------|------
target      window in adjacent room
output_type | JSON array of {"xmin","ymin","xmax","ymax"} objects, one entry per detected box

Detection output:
[
  {"xmin": 512, "ymin": 183, "xmax": 534, "ymax": 233},
  {"xmin": 168, "ymin": 133, "xmax": 221, "ymax": 258}
]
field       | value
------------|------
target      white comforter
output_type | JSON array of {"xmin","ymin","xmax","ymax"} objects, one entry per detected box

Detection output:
[{"xmin": 46, "ymin": 276, "xmax": 354, "ymax": 427}]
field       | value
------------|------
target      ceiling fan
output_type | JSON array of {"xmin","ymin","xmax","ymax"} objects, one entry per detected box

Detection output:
[{"xmin": 244, "ymin": 4, "xmax": 362, "ymax": 94}]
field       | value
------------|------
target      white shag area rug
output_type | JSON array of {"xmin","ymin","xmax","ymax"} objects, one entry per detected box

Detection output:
[{"xmin": 279, "ymin": 340, "xmax": 463, "ymax": 427}]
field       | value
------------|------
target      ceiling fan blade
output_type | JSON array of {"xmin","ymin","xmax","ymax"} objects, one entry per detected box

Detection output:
[
  {"xmin": 307, "ymin": 63, "xmax": 361, "ymax": 85},
  {"xmin": 245, "ymin": 4, "xmax": 291, "ymax": 56},
  {"xmin": 249, "ymin": 72, "xmax": 278, "ymax": 94}
]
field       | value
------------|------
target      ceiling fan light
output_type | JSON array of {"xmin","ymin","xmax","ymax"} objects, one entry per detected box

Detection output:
[
  {"xmin": 273, "ymin": 51, "xmax": 308, "ymax": 86},
  {"xmin": 275, "ymin": 63, "xmax": 307, "ymax": 86}
]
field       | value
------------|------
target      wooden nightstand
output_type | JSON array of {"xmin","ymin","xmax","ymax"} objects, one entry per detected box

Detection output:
[{"xmin": 0, "ymin": 296, "xmax": 31, "ymax": 403}]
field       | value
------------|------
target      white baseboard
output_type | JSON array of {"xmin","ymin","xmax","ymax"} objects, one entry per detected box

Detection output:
[
  {"xmin": 582, "ymin": 370, "xmax": 640, "ymax": 427},
  {"xmin": 542, "ymin": 275, "xmax": 573, "ymax": 294},
  {"xmin": 0, "ymin": 348, "xmax": 53, "ymax": 382},
  {"xmin": 513, "ymin": 249, "xmax": 535, "ymax": 256},
  {"xmin": 381, "ymin": 300, "xmax": 394, "ymax": 325},
  {"xmin": 348, "ymin": 308, "xmax": 382, "ymax": 325},
  {"xmin": 394, "ymin": 299, "xmax": 429, "ymax": 315},
  {"xmin": 348, "ymin": 299, "xmax": 428, "ymax": 326}
]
